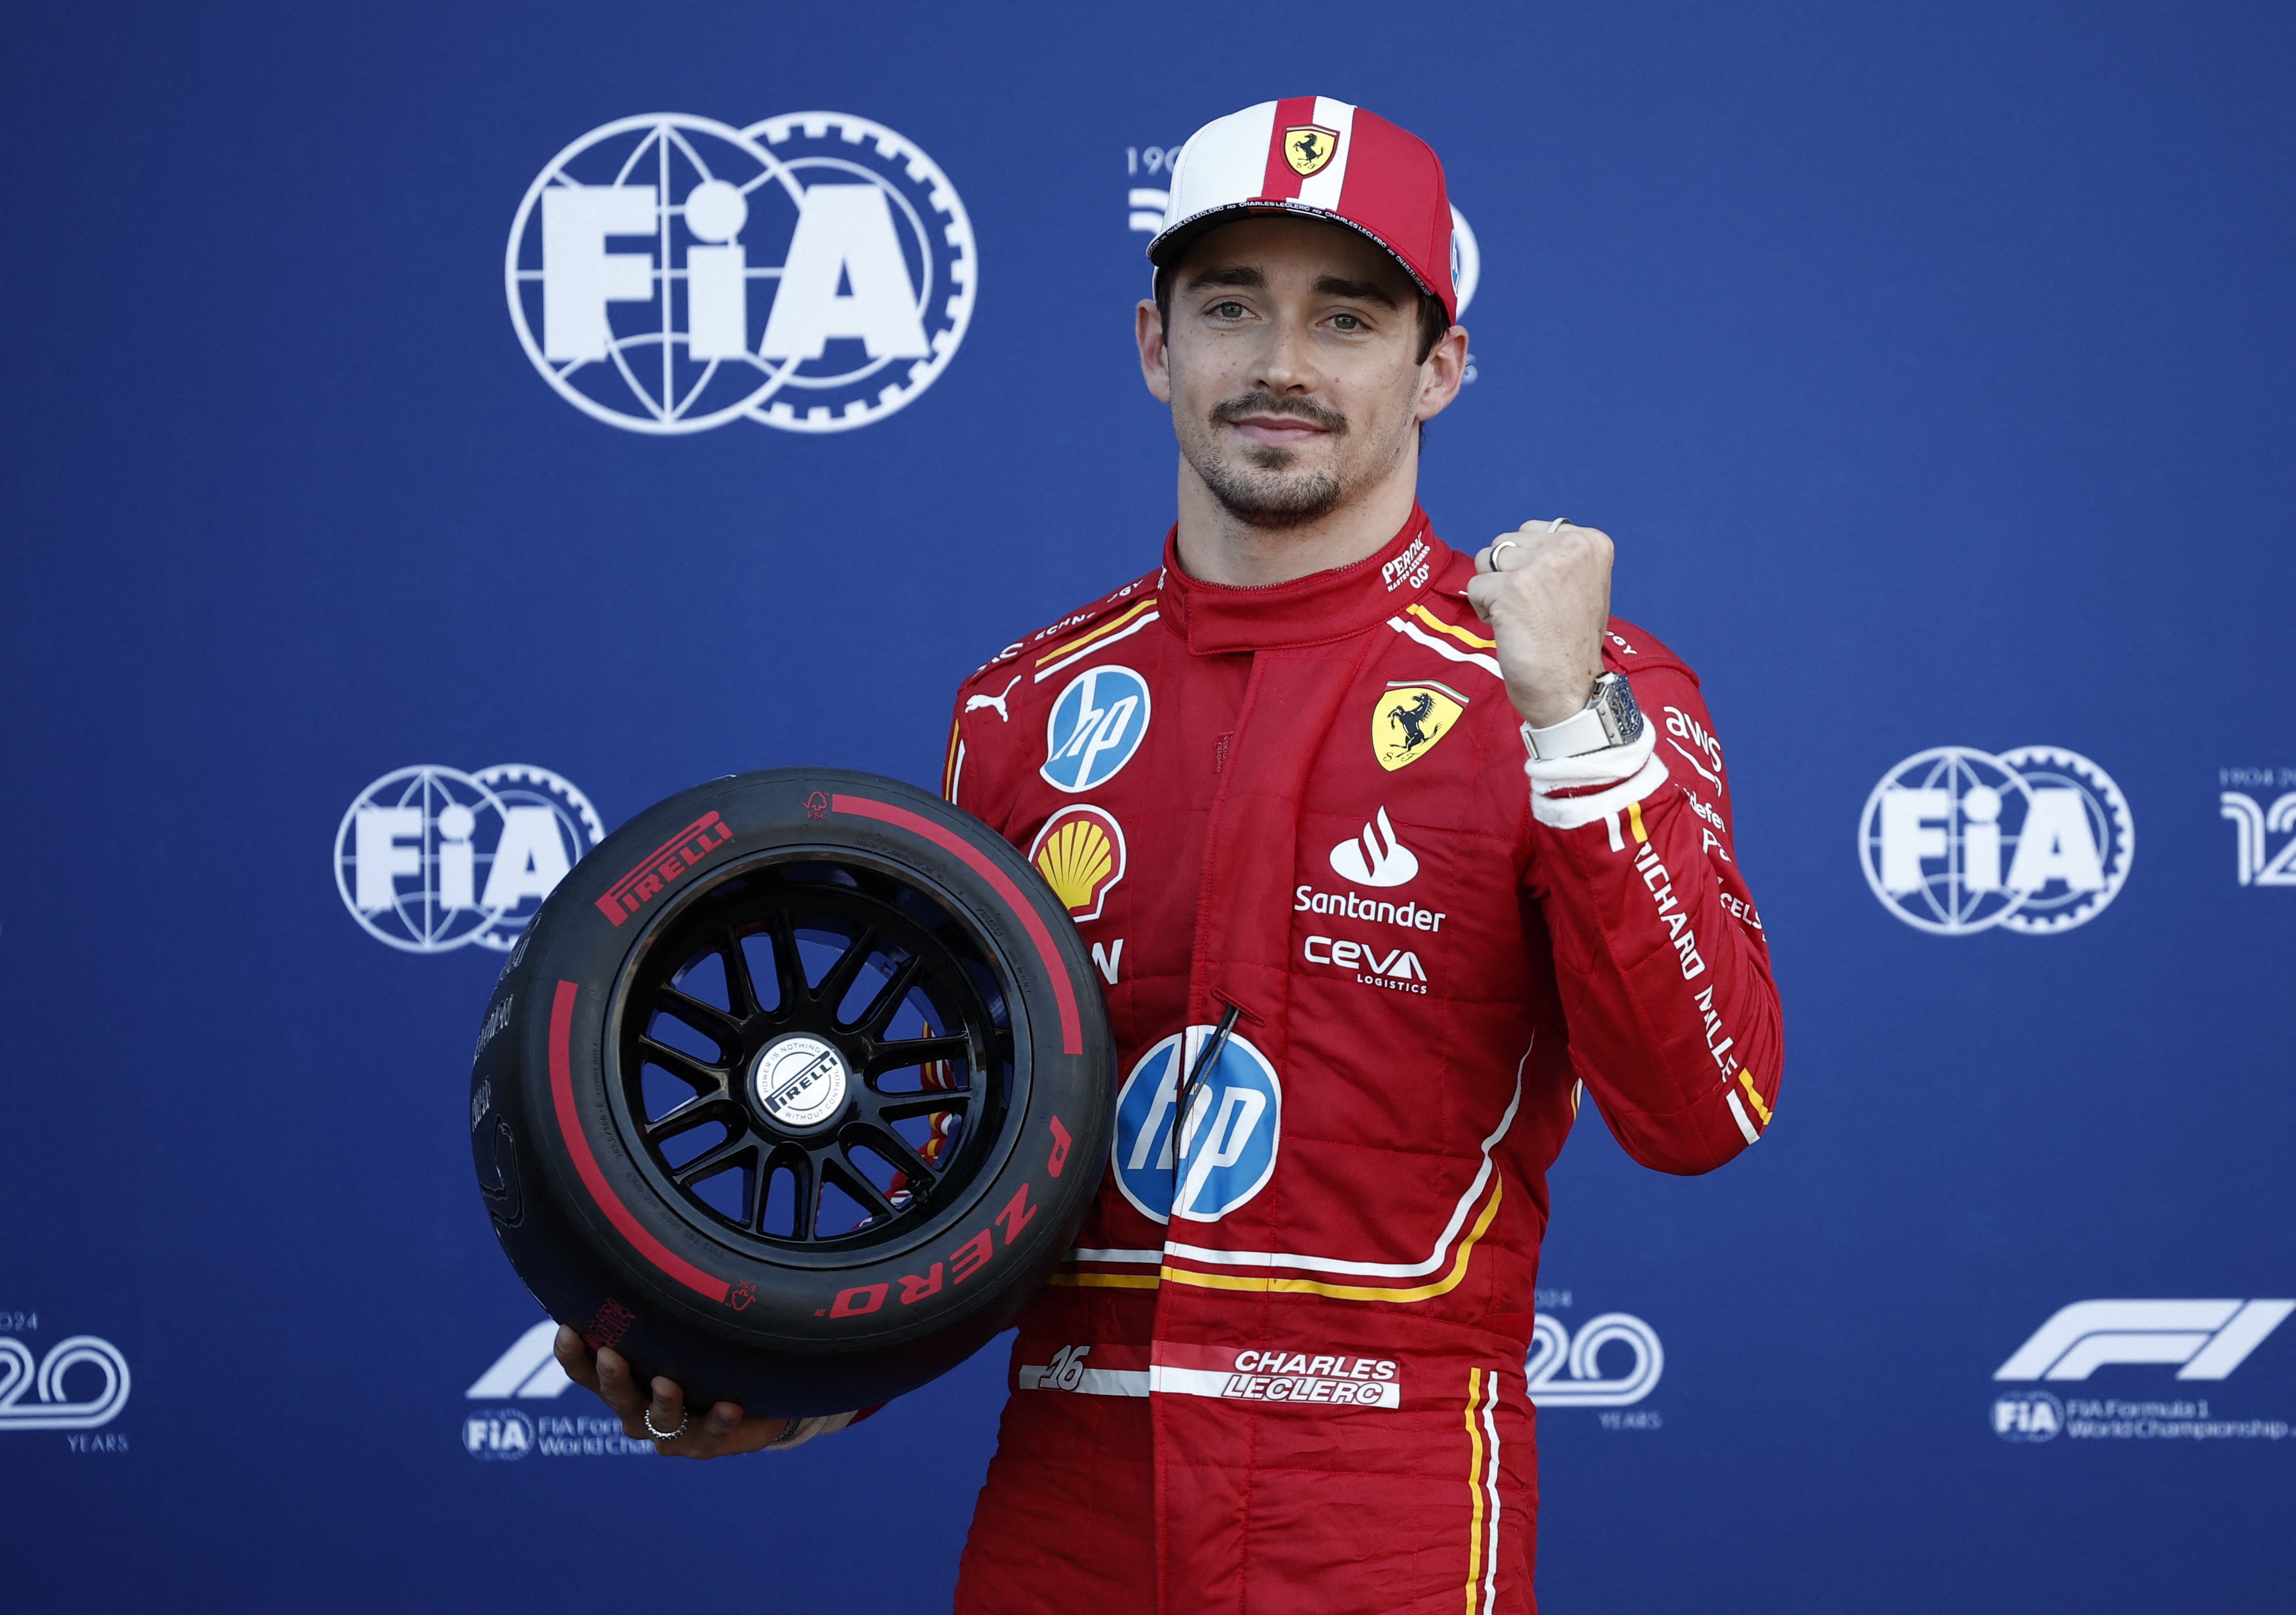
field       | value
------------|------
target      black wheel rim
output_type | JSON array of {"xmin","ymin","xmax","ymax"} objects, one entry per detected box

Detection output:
[{"xmin": 607, "ymin": 854, "xmax": 1017, "ymax": 1257}]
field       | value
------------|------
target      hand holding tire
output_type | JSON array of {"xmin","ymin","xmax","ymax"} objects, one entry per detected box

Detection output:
[{"xmin": 553, "ymin": 1325, "xmax": 791, "ymax": 1458}]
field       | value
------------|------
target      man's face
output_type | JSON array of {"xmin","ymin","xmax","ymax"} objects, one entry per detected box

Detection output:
[{"xmin": 1141, "ymin": 216, "xmax": 1453, "ymax": 529}]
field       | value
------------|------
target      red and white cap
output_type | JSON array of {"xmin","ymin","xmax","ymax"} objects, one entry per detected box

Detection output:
[{"xmin": 1148, "ymin": 97, "xmax": 1456, "ymax": 324}]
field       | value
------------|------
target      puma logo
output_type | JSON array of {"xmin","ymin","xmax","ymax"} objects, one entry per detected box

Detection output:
[{"xmin": 966, "ymin": 675, "xmax": 1022, "ymax": 723}]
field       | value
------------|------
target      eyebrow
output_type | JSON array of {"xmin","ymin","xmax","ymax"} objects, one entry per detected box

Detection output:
[
  {"xmin": 1311, "ymin": 274, "xmax": 1399, "ymax": 310},
  {"xmin": 1182, "ymin": 264, "xmax": 1401, "ymax": 311},
  {"xmin": 1183, "ymin": 265, "xmax": 1266, "ymax": 292}
]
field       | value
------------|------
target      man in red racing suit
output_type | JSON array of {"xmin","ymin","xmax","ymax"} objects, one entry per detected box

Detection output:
[
  {"xmin": 553, "ymin": 94, "xmax": 1782, "ymax": 1615},
  {"xmin": 940, "ymin": 99, "xmax": 1782, "ymax": 1615}
]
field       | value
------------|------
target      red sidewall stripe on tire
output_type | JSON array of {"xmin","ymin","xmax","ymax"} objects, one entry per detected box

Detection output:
[
  {"xmin": 549, "ymin": 979, "xmax": 731, "ymax": 1304},
  {"xmin": 831, "ymin": 793, "xmax": 1083, "ymax": 1055}
]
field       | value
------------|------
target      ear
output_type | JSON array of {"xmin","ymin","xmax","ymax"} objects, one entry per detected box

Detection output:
[
  {"xmin": 1136, "ymin": 298, "xmax": 1173, "ymax": 405},
  {"xmin": 1412, "ymin": 323, "xmax": 1470, "ymax": 422}
]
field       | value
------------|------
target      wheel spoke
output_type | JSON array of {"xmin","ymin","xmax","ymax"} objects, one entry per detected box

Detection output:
[
  {"xmin": 870, "ymin": 1087, "xmax": 974, "ymax": 1124},
  {"xmin": 642, "ymin": 1094, "xmax": 736, "ymax": 1141},
  {"xmin": 766, "ymin": 910, "xmax": 805, "ymax": 1013},
  {"xmin": 817, "ymin": 925, "xmax": 881, "ymax": 1015},
  {"xmin": 868, "ymin": 1033, "xmax": 970, "ymax": 1074},
  {"xmin": 636, "ymin": 1037, "xmax": 729, "ymax": 1094},
  {"xmin": 721, "ymin": 929, "xmax": 762, "ymax": 1018},
  {"xmin": 670, "ymin": 1134, "xmax": 756, "ymax": 1191},
  {"xmin": 825, "ymin": 1146, "xmax": 897, "ymax": 1222},
  {"xmin": 788, "ymin": 1152, "xmax": 818, "ymax": 1241},
  {"xmin": 655, "ymin": 986, "xmax": 739, "ymax": 1051},
  {"xmin": 852, "ymin": 952, "xmax": 925, "ymax": 1035},
  {"xmin": 852, "ymin": 1122, "xmax": 939, "ymax": 1188}
]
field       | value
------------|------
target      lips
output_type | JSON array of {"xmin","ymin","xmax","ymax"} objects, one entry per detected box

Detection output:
[{"xmin": 1227, "ymin": 415, "xmax": 1328, "ymax": 446}]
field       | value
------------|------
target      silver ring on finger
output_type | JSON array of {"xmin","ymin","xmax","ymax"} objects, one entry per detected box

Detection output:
[
  {"xmin": 1488, "ymin": 539, "xmax": 1520, "ymax": 569},
  {"xmin": 643, "ymin": 1407, "xmax": 690, "ymax": 1443},
  {"xmin": 1548, "ymin": 517, "xmax": 1569, "ymax": 532}
]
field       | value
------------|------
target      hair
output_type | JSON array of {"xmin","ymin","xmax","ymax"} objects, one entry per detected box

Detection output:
[{"xmin": 1154, "ymin": 264, "xmax": 1452, "ymax": 365}]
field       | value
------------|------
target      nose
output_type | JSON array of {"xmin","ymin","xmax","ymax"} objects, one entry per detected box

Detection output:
[{"xmin": 1251, "ymin": 311, "xmax": 1321, "ymax": 397}]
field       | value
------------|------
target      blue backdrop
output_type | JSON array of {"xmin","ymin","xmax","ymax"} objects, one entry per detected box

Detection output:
[{"xmin": 4, "ymin": 2, "xmax": 2292, "ymax": 1609}]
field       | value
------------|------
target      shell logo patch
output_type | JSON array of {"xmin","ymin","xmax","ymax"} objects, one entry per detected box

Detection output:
[
  {"xmin": 1284, "ymin": 125, "xmax": 1339, "ymax": 177},
  {"xmin": 1028, "ymin": 805, "xmax": 1127, "ymax": 921},
  {"xmin": 1372, "ymin": 681, "xmax": 1466, "ymax": 771}
]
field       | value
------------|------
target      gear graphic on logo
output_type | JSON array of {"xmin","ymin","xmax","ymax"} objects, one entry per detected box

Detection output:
[
  {"xmin": 1991, "ymin": 745, "xmax": 2134, "ymax": 934},
  {"xmin": 470, "ymin": 765, "xmax": 608, "ymax": 951}
]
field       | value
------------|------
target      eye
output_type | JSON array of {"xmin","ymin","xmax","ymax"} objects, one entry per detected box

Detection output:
[
  {"xmin": 1331, "ymin": 312, "xmax": 1363, "ymax": 331},
  {"xmin": 1212, "ymin": 300, "xmax": 1247, "ymax": 319}
]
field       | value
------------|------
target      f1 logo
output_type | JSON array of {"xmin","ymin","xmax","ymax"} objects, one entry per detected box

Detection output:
[{"xmin": 1994, "ymin": 1299, "xmax": 2295, "ymax": 1382}]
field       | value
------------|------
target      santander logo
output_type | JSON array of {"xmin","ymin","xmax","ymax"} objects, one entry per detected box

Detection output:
[{"xmin": 1330, "ymin": 808, "xmax": 1418, "ymax": 888}]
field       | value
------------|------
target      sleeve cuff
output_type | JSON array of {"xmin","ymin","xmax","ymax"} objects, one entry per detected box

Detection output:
[{"xmin": 1525, "ymin": 721, "xmax": 1668, "ymax": 832}]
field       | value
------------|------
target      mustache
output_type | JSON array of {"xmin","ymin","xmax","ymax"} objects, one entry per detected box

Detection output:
[{"xmin": 1208, "ymin": 391, "xmax": 1349, "ymax": 435}]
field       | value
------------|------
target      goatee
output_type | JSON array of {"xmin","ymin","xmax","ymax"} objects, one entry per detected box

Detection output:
[{"xmin": 1196, "ymin": 392, "xmax": 1350, "ymax": 529}]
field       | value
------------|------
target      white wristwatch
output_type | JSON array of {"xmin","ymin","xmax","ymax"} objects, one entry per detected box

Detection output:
[{"xmin": 1521, "ymin": 672, "xmax": 1645, "ymax": 761}]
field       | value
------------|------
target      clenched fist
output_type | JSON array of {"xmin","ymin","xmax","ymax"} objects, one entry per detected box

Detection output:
[{"xmin": 1466, "ymin": 519, "xmax": 1615, "ymax": 729}]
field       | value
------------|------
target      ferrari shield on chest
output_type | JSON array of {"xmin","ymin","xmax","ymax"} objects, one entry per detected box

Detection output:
[
  {"xmin": 1110, "ymin": 1026, "xmax": 1283, "ymax": 1223},
  {"xmin": 1041, "ymin": 665, "xmax": 1152, "ymax": 792}
]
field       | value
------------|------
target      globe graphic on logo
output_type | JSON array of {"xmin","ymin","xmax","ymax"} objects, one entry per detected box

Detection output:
[
  {"xmin": 506, "ymin": 112, "xmax": 976, "ymax": 435},
  {"xmin": 335, "ymin": 766, "xmax": 517, "ymax": 953},
  {"xmin": 1859, "ymin": 748, "xmax": 2035, "ymax": 934}
]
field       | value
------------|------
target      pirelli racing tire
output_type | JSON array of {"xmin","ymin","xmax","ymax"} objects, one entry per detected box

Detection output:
[{"xmin": 469, "ymin": 769, "xmax": 1113, "ymax": 1417}]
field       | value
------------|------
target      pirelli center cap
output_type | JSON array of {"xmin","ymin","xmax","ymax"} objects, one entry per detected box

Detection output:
[{"xmin": 1148, "ymin": 96, "xmax": 1457, "ymax": 324}]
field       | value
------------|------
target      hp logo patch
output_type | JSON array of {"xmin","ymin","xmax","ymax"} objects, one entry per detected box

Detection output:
[
  {"xmin": 1859, "ymin": 745, "xmax": 2132, "ymax": 934},
  {"xmin": 336, "ymin": 765, "xmax": 603, "ymax": 954},
  {"xmin": 507, "ymin": 112, "xmax": 975, "ymax": 434},
  {"xmin": 1041, "ymin": 665, "xmax": 1152, "ymax": 792},
  {"xmin": 1112, "ymin": 1026, "xmax": 1282, "ymax": 1224},
  {"xmin": 1992, "ymin": 1389, "xmax": 2063, "ymax": 1443}
]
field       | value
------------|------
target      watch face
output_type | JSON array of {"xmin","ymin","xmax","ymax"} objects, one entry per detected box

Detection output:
[{"xmin": 1599, "ymin": 675, "xmax": 1644, "ymax": 744}]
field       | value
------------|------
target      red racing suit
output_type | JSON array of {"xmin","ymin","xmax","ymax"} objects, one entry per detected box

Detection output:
[{"xmin": 940, "ymin": 508, "xmax": 1781, "ymax": 1615}]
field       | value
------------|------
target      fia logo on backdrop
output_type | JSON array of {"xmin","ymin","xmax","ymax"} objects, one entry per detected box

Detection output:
[
  {"xmin": 1859, "ymin": 745, "xmax": 2132, "ymax": 934},
  {"xmin": 509, "ymin": 112, "xmax": 974, "ymax": 434},
  {"xmin": 335, "ymin": 764, "xmax": 603, "ymax": 954}
]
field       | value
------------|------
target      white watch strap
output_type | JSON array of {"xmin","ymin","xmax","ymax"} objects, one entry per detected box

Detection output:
[{"xmin": 1520, "ymin": 704, "xmax": 1614, "ymax": 762}]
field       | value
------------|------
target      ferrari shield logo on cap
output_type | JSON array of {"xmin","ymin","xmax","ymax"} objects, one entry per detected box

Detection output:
[
  {"xmin": 1284, "ymin": 125, "xmax": 1339, "ymax": 177},
  {"xmin": 1372, "ymin": 681, "xmax": 1466, "ymax": 771}
]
